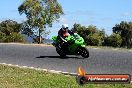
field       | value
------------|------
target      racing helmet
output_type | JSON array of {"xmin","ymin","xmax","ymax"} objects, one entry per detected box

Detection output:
[{"xmin": 62, "ymin": 24, "xmax": 69, "ymax": 31}]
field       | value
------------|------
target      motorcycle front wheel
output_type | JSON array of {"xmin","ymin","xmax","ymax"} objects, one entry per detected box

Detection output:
[
  {"xmin": 80, "ymin": 47, "xmax": 89, "ymax": 58},
  {"xmin": 56, "ymin": 48, "xmax": 66, "ymax": 58}
]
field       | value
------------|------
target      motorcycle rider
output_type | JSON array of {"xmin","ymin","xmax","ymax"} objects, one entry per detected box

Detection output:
[{"xmin": 57, "ymin": 24, "xmax": 74, "ymax": 48}]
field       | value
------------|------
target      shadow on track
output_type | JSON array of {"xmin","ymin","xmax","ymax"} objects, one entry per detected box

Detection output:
[{"xmin": 36, "ymin": 56, "xmax": 84, "ymax": 59}]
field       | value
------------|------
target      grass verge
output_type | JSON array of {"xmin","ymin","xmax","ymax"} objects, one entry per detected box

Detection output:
[{"xmin": 0, "ymin": 64, "xmax": 132, "ymax": 88}]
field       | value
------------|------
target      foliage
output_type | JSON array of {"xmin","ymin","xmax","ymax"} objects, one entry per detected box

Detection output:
[
  {"xmin": 113, "ymin": 21, "xmax": 132, "ymax": 48},
  {"xmin": 104, "ymin": 33, "xmax": 122, "ymax": 47},
  {"xmin": 0, "ymin": 20, "xmax": 22, "ymax": 35},
  {"xmin": 0, "ymin": 32, "xmax": 6, "ymax": 42},
  {"xmin": 18, "ymin": 0, "xmax": 64, "ymax": 43},
  {"xmin": 5, "ymin": 33, "xmax": 25, "ymax": 43},
  {"xmin": 88, "ymin": 33, "xmax": 103, "ymax": 46},
  {"xmin": 72, "ymin": 22, "xmax": 132, "ymax": 48},
  {"xmin": 21, "ymin": 23, "xmax": 34, "ymax": 36},
  {"xmin": 72, "ymin": 23, "xmax": 105, "ymax": 46},
  {"xmin": 0, "ymin": 20, "xmax": 25, "ymax": 43}
]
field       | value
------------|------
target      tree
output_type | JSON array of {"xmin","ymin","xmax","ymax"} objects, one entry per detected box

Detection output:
[
  {"xmin": 18, "ymin": 0, "xmax": 63, "ymax": 44},
  {"xmin": 88, "ymin": 33, "xmax": 104, "ymax": 46},
  {"xmin": 0, "ymin": 20, "xmax": 25, "ymax": 43},
  {"xmin": 21, "ymin": 22, "xmax": 34, "ymax": 36},
  {"xmin": 0, "ymin": 20, "xmax": 22, "ymax": 36},
  {"xmin": 104, "ymin": 33, "xmax": 122, "ymax": 47},
  {"xmin": 113, "ymin": 21, "xmax": 132, "ymax": 48},
  {"xmin": 0, "ymin": 32, "xmax": 6, "ymax": 42},
  {"xmin": 72, "ymin": 23, "xmax": 105, "ymax": 46}
]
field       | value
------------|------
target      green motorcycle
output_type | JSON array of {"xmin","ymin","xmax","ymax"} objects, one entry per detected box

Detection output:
[{"xmin": 52, "ymin": 33, "xmax": 89, "ymax": 58}]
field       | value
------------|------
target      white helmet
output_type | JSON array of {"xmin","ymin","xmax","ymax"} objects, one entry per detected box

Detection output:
[{"xmin": 62, "ymin": 24, "xmax": 69, "ymax": 29}]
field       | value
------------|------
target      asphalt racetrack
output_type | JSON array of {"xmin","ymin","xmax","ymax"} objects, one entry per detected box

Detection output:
[{"xmin": 0, "ymin": 43, "xmax": 132, "ymax": 76}]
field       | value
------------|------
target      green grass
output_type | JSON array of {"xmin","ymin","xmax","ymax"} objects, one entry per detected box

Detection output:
[{"xmin": 0, "ymin": 64, "xmax": 131, "ymax": 88}]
